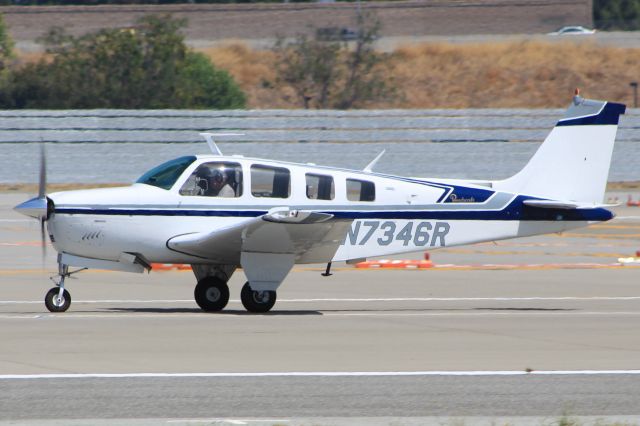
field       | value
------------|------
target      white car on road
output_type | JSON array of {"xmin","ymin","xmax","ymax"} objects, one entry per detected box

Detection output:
[{"xmin": 548, "ymin": 26, "xmax": 596, "ymax": 35}]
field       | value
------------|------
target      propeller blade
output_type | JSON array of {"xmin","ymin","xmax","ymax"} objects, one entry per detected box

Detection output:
[
  {"xmin": 14, "ymin": 144, "xmax": 50, "ymax": 220},
  {"xmin": 40, "ymin": 217, "xmax": 47, "ymax": 266},
  {"xmin": 38, "ymin": 142, "xmax": 46, "ymax": 199}
]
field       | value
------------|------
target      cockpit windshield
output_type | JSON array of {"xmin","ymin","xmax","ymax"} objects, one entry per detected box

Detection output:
[{"xmin": 136, "ymin": 156, "xmax": 196, "ymax": 190}]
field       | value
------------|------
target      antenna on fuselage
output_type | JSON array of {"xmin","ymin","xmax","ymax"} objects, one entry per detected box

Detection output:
[
  {"xmin": 363, "ymin": 149, "xmax": 386, "ymax": 173},
  {"xmin": 199, "ymin": 133, "xmax": 245, "ymax": 156}
]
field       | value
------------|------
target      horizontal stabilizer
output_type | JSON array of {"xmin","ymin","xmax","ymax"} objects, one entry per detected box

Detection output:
[
  {"xmin": 523, "ymin": 199, "xmax": 614, "ymax": 210},
  {"xmin": 523, "ymin": 200, "xmax": 580, "ymax": 209}
]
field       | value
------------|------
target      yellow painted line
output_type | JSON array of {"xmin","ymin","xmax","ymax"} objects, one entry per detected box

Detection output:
[
  {"xmin": 592, "ymin": 224, "xmax": 640, "ymax": 230},
  {"xmin": 4, "ymin": 261, "xmax": 640, "ymax": 276},
  {"xmin": 0, "ymin": 241, "xmax": 45, "ymax": 247},
  {"xmin": 297, "ymin": 264, "xmax": 640, "ymax": 272},
  {"xmin": 432, "ymin": 248, "xmax": 630, "ymax": 258},
  {"xmin": 560, "ymin": 233, "xmax": 640, "ymax": 239},
  {"xmin": 0, "ymin": 269, "xmax": 116, "ymax": 276},
  {"xmin": 430, "ymin": 264, "xmax": 640, "ymax": 271}
]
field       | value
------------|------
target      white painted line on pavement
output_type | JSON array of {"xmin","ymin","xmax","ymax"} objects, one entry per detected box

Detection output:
[
  {"xmin": 1, "ymin": 370, "xmax": 640, "ymax": 380},
  {"xmin": 167, "ymin": 420, "xmax": 289, "ymax": 424},
  {"xmin": 274, "ymin": 296, "xmax": 640, "ymax": 302},
  {"xmin": 3, "ymin": 296, "xmax": 640, "ymax": 305},
  {"xmin": 0, "ymin": 299, "xmax": 194, "ymax": 304},
  {"xmin": 323, "ymin": 311, "xmax": 640, "ymax": 317}
]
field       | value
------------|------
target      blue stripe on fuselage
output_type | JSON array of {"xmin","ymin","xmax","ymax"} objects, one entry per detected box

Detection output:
[{"xmin": 54, "ymin": 196, "xmax": 613, "ymax": 222}]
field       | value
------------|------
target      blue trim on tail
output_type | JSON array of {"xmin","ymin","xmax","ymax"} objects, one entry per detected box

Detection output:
[{"xmin": 557, "ymin": 102, "xmax": 626, "ymax": 126}]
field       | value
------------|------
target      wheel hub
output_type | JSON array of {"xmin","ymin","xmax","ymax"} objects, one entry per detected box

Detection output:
[
  {"xmin": 205, "ymin": 287, "xmax": 221, "ymax": 302},
  {"xmin": 253, "ymin": 291, "xmax": 270, "ymax": 304}
]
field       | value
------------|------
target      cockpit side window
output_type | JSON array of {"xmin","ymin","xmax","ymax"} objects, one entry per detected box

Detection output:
[
  {"xmin": 179, "ymin": 162, "xmax": 243, "ymax": 198},
  {"xmin": 306, "ymin": 173, "xmax": 335, "ymax": 200},
  {"xmin": 251, "ymin": 165, "xmax": 290, "ymax": 198},
  {"xmin": 136, "ymin": 156, "xmax": 196, "ymax": 190},
  {"xmin": 346, "ymin": 178, "xmax": 375, "ymax": 202}
]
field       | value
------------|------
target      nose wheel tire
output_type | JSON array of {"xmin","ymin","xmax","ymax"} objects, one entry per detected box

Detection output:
[
  {"xmin": 194, "ymin": 277, "xmax": 230, "ymax": 312},
  {"xmin": 45, "ymin": 287, "xmax": 71, "ymax": 313},
  {"xmin": 240, "ymin": 282, "xmax": 276, "ymax": 313}
]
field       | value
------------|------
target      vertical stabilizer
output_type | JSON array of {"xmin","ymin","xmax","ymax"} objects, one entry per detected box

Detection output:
[{"xmin": 494, "ymin": 95, "xmax": 626, "ymax": 204}]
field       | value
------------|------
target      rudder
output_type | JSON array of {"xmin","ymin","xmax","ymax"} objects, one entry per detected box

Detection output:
[{"xmin": 494, "ymin": 95, "xmax": 626, "ymax": 204}]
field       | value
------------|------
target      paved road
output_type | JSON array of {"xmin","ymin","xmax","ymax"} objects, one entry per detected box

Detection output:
[
  {"xmin": 1, "ymin": 193, "xmax": 640, "ymax": 423},
  {"xmin": 1, "ymin": 1, "xmax": 592, "ymax": 51}
]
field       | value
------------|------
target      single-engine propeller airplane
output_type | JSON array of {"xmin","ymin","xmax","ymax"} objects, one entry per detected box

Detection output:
[{"xmin": 14, "ymin": 92, "xmax": 626, "ymax": 313}]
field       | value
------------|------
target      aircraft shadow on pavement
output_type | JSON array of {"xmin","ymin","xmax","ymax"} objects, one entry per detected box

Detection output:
[
  {"xmin": 107, "ymin": 307, "xmax": 323, "ymax": 315},
  {"xmin": 4, "ymin": 306, "xmax": 576, "ymax": 316},
  {"xmin": 473, "ymin": 307, "xmax": 576, "ymax": 312},
  {"xmin": 98, "ymin": 306, "xmax": 576, "ymax": 315}
]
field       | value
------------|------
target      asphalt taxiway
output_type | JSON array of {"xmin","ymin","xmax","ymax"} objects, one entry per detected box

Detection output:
[{"xmin": 1, "ymin": 193, "xmax": 640, "ymax": 424}]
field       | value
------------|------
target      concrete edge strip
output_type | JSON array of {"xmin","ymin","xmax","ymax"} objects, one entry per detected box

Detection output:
[
  {"xmin": 2, "ymin": 311, "xmax": 640, "ymax": 320},
  {"xmin": 1, "ymin": 370, "xmax": 640, "ymax": 380}
]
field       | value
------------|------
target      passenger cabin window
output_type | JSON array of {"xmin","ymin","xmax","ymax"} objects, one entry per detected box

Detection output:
[
  {"xmin": 251, "ymin": 165, "xmax": 290, "ymax": 198},
  {"xmin": 346, "ymin": 178, "xmax": 375, "ymax": 201},
  {"xmin": 179, "ymin": 162, "xmax": 243, "ymax": 198},
  {"xmin": 306, "ymin": 173, "xmax": 334, "ymax": 200}
]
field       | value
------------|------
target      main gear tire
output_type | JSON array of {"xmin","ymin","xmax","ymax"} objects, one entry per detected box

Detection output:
[
  {"xmin": 194, "ymin": 277, "xmax": 230, "ymax": 312},
  {"xmin": 240, "ymin": 282, "xmax": 276, "ymax": 313}
]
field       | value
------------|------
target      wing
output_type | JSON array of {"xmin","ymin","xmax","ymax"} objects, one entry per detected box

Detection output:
[{"xmin": 166, "ymin": 208, "xmax": 353, "ymax": 264}]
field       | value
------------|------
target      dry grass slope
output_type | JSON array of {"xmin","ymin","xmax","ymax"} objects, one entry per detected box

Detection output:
[{"xmin": 198, "ymin": 40, "xmax": 640, "ymax": 109}]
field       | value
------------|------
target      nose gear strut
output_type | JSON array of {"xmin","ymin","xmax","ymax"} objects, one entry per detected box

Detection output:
[{"xmin": 45, "ymin": 261, "xmax": 86, "ymax": 312}]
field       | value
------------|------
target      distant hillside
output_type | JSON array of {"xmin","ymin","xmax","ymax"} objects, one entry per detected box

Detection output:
[{"xmin": 201, "ymin": 40, "xmax": 637, "ymax": 109}]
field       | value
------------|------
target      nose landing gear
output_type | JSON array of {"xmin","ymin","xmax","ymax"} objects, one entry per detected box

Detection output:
[
  {"xmin": 45, "ymin": 286, "xmax": 70, "ymax": 312},
  {"xmin": 45, "ymin": 263, "xmax": 70, "ymax": 312},
  {"xmin": 45, "ymin": 263, "xmax": 86, "ymax": 313}
]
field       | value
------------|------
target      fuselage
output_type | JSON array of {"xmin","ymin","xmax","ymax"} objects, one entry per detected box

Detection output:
[{"xmin": 45, "ymin": 154, "xmax": 613, "ymax": 266}]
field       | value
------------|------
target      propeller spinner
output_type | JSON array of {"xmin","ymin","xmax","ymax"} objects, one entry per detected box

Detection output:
[{"xmin": 14, "ymin": 144, "xmax": 52, "ymax": 260}]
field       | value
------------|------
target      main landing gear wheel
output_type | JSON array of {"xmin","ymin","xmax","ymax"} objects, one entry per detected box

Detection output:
[
  {"xmin": 45, "ymin": 287, "xmax": 71, "ymax": 313},
  {"xmin": 240, "ymin": 282, "xmax": 276, "ymax": 313},
  {"xmin": 194, "ymin": 277, "xmax": 230, "ymax": 312}
]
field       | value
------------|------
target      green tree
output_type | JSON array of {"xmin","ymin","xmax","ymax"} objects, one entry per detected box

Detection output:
[
  {"xmin": 175, "ymin": 51, "xmax": 246, "ymax": 109},
  {"xmin": 274, "ymin": 35, "xmax": 341, "ymax": 109},
  {"xmin": 594, "ymin": 0, "xmax": 640, "ymax": 30},
  {"xmin": 0, "ymin": 13, "xmax": 15, "ymax": 107},
  {"xmin": 274, "ymin": 10, "xmax": 396, "ymax": 109},
  {"xmin": 0, "ymin": 13, "xmax": 14, "ymax": 72},
  {"xmin": 4, "ymin": 14, "xmax": 245, "ymax": 109},
  {"xmin": 335, "ymin": 11, "xmax": 395, "ymax": 109}
]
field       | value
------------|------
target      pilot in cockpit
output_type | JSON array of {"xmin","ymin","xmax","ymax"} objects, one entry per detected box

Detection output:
[{"xmin": 196, "ymin": 166, "xmax": 235, "ymax": 197}]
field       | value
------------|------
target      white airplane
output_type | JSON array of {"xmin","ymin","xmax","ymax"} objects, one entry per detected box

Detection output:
[{"xmin": 14, "ymin": 93, "xmax": 626, "ymax": 313}]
